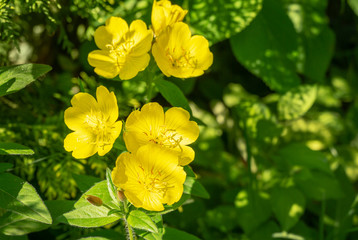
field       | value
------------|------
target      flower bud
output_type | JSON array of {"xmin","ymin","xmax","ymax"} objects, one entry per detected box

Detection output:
[
  {"xmin": 117, "ymin": 190, "xmax": 126, "ymax": 202},
  {"xmin": 85, "ymin": 195, "xmax": 103, "ymax": 207}
]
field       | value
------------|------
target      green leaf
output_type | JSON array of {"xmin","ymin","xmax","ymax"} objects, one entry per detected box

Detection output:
[
  {"xmin": 0, "ymin": 64, "xmax": 52, "ymax": 97},
  {"xmin": 294, "ymin": 170, "xmax": 344, "ymax": 200},
  {"xmin": 249, "ymin": 221, "xmax": 280, "ymax": 240},
  {"xmin": 271, "ymin": 187, "xmax": 305, "ymax": 231},
  {"xmin": 0, "ymin": 211, "xmax": 50, "ymax": 236},
  {"xmin": 189, "ymin": 0, "xmax": 263, "ymax": 45},
  {"xmin": 0, "ymin": 143, "xmax": 34, "ymax": 155},
  {"xmin": 349, "ymin": 0, "xmax": 358, "ymax": 16},
  {"xmin": 0, "ymin": 234, "xmax": 28, "ymax": 240},
  {"xmin": 79, "ymin": 229, "xmax": 126, "ymax": 240},
  {"xmin": 73, "ymin": 174, "xmax": 101, "ymax": 193},
  {"xmin": 0, "ymin": 163, "xmax": 13, "ymax": 173},
  {"xmin": 230, "ymin": 0, "xmax": 300, "ymax": 92},
  {"xmin": 0, "ymin": 173, "xmax": 52, "ymax": 224},
  {"xmin": 44, "ymin": 200, "xmax": 75, "ymax": 224},
  {"xmin": 235, "ymin": 190, "xmax": 271, "ymax": 234},
  {"xmin": 75, "ymin": 181, "xmax": 118, "ymax": 210},
  {"xmin": 127, "ymin": 210, "xmax": 158, "ymax": 233},
  {"xmin": 206, "ymin": 206, "xmax": 238, "ymax": 232},
  {"xmin": 183, "ymin": 176, "xmax": 210, "ymax": 199},
  {"xmin": 278, "ymin": 84, "xmax": 317, "ymax": 120},
  {"xmin": 163, "ymin": 227, "xmax": 200, "ymax": 240},
  {"xmin": 274, "ymin": 143, "xmax": 331, "ymax": 174},
  {"xmin": 59, "ymin": 205, "xmax": 121, "ymax": 228},
  {"xmin": 106, "ymin": 168, "xmax": 118, "ymax": 204},
  {"xmin": 155, "ymin": 79, "xmax": 191, "ymax": 114},
  {"xmin": 157, "ymin": 194, "xmax": 191, "ymax": 215}
]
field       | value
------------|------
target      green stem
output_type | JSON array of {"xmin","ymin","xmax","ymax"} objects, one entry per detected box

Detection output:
[
  {"xmin": 319, "ymin": 194, "xmax": 326, "ymax": 240},
  {"xmin": 123, "ymin": 200, "xmax": 134, "ymax": 240}
]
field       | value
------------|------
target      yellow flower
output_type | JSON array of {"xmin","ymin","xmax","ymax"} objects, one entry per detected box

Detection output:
[
  {"xmin": 64, "ymin": 86, "xmax": 122, "ymax": 159},
  {"xmin": 111, "ymin": 144, "xmax": 186, "ymax": 211},
  {"xmin": 88, "ymin": 17, "xmax": 153, "ymax": 80},
  {"xmin": 152, "ymin": 22, "xmax": 213, "ymax": 78},
  {"xmin": 124, "ymin": 102, "xmax": 199, "ymax": 166},
  {"xmin": 151, "ymin": 0, "xmax": 188, "ymax": 37}
]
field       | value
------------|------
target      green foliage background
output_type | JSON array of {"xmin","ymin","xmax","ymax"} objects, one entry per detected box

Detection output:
[{"xmin": 1, "ymin": 0, "xmax": 358, "ymax": 239}]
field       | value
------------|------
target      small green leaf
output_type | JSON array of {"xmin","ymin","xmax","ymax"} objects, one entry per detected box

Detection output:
[
  {"xmin": 127, "ymin": 210, "xmax": 158, "ymax": 233},
  {"xmin": 184, "ymin": 165, "xmax": 196, "ymax": 178},
  {"xmin": 278, "ymin": 84, "xmax": 317, "ymax": 120},
  {"xmin": 183, "ymin": 176, "xmax": 210, "ymax": 199},
  {"xmin": 155, "ymin": 79, "xmax": 191, "ymax": 114},
  {"xmin": 73, "ymin": 174, "xmax": 101, "ymax": 193},
  {"xmin": 0, "ymin": 163, "xmax": 13, "ymax": 173},
  {"xmin": 163, "ymin": 227, "xmax": 200, "ymax": 240},
  {"xmin": 0, "ymin": 64, "xmax": 52, "ymax": 97},
  {"xmin": 106, "ymin": 168, "xmax": 118, "ymax": 204},
  {"xmin": 159, "ymin": 194, "xmax": 191, "ymax": 215},
  {"xmin": 348, "ymin": 0, "xmax": 358, "ymax": 16},
  {"xmin": 59, "ymin": 205, "xmax": 121, "ymax": 228},
  {"xmin": 270, "ymin": 187, "xmax": 306, "ymax": 231},
  {"xmin": 0, "ymin": 173, "xmax": 52, "ymax": 225},
  {"xmin": 107, "ymin": 209, "xmax": 122, "ymax": 216},
  {"xmin": 0, "ymin": 143, "xmax": 34, "ymax": 155}
]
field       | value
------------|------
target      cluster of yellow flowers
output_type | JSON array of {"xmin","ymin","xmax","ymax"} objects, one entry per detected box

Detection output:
[
  {"xmin": 88, "ymin": 0, "xmax": 213, "ymax": 79},
  {"xmin": 64, "ymin": 86, "xmax": 199, "ymax": 211}
]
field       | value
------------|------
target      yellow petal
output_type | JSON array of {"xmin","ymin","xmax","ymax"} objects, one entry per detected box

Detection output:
[
  {"xmin": 64, "ymin": 93, "xmax": 98, "ymax": 131},
  {"xmin": 119, "ymin": 54, "xmax": 150, "ymax": 80},
  {"xmin": 88, "ymin": 50, "xmax": 119, "ymax": 79},
  {"xmin": 128, "ymin": 20, "xmax": 153, "ymax": 56},
  {"xmin": 112, "ymin": 152, "xmax": 131, "ymax": 186},
  {"xmin": 94, "ymin": 26, "xmax": 114, "ymax": 50},
  {"xmin": 188, "ymin": 35, "xmax": 213, "ymax": 70},
  {"xmin": 105, "ymin": 17, "xmax": 128, "ymax": 44},
  {"xmin": 178, "ymin": 145, "xmax": 195, "ymax": 165},
  {"xmin": 64, "ymin": 131, "xmax": 97, "ymax": 159},
  {"xmin": 152, "ymin": 41, "xmax": 171, "ymax": 77},
  {"xmin": 96, "ymin": 86, "xmax": 118, "ymax": 124},
  {"xmin": 165, "ymin": 107, "xmax": 199, "ymax": 145}
]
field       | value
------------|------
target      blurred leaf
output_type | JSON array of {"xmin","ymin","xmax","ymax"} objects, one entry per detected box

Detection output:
[
  {"xmin": 294, "ymin": 170, "xmax": 344, "ymax": 200},
  {"xmin": 0, "ymin": 163, "xmax": 13, "ymax": 173},
  {"xmin": 183, "ymin": 176, "xmax": 210, "ymax": 199},
  {"xmin": 106, "ymin": 168, "xmax": 118, "ymax": 204},
  {"xmin": 73, "ymin": 174, "xmax": 101, "ymax": 193},
  {"xmin": 235, "ymin": 190, "xmax": 271, "ymax": 234},
  {"xmin": 155, "ymin": 79, "xmax": 191, "ymax": 114},
  {"xmin": 158, "ymin": 194, "xmax": 191, "ymax": 215},
  {"xmin": 274, "ymin": 143, "xmax": 331, "ymax": 174},
  {"xmin": 0, "ymin": 64, "xmax": 52, "ymax": 97},
  {"xmin": 278, "ymin": 85, "xmax": 317, "ymax": 120},
  {"xmin": 249, "ymin": 221, "xmax": 280, "ymax": 240},
  {"xmin": 189, "ymin": 0, "xmax": 263, "ymax": 44},
  {"xmin": 162, "ymin": 227, "xmax": 200, "ymax": 240},
  {"xmin": 78, "ymin": 229, "xmax": 125, "ymax": 240},
  {"xmin": 0, "ymin": 234, "xmax": 28, "ymax": 240},
  {"xmin": 206, "ymin": 205, "xmax": 238, "ymax": 232},
  {"xmin": 127, "ymin": 210, "xmax": 158, "ymax": 233},
  {"xmin": 0, "ymin": 173, "xmax": 52, "ymax": 225},
  {"xmin": 59, "ymin": 205, "xmax": 120, "ymax": 228},
  {"xmin": 230, "ymin": 0, "xmax": 300, "ymax": 92},
  {"xmin": 0, "ymin": 211, "xmax": 50, "ymax": 236},
  {"xmin": 348, "ymin": 0, "xmax": 358, "ymax": 16},
  {"xmin": 271, "ymin": 187, "xmax": 305, "ymax": 231},
  {"xmin": 0, "ymin": 143, "xmax": 34, "ymax": 155}
]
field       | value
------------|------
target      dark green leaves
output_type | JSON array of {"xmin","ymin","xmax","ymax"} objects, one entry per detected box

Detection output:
[
  {"xmin": 0, "ymin": 143, "xmax": 34, "ymax": 155},
  {"xmin": 231, "ymin": 0, "xmax": 300, "ymax": 92},
  {"xmin": 189, "ymin": 0, "xmax": 263, "ymax": 45},
  {"xmin": 0, "ymin": 64, "xmax": 52, "ymax": 97},
  {"xmin": 127, "ymin": 210, "xmax": 158, "ymax": 233},
  {"xmin": 183, "ymin": 176, "xmax": 210, "ymax": 199}
]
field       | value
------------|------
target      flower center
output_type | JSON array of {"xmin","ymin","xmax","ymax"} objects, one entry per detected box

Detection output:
[
  {"xmin": 106, "ymin": 39, "xmax": 135, "ymax": 68},
  {"xmin": 166, "ymin": 47, "xmax": 197, "ymax": 69},
  {"xmin": 136, "ymin": 166, "xmax": 170, "ymax": 195},
  {"xmin": 84, "ymin": 111, "xmax": 113, "ymax": 149},
  {"xmin": 145, "ymin": 126, "xmax": 183, "ymax": 148}
]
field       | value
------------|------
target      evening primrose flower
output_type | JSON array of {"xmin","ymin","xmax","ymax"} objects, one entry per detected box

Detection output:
[
  {"xmin": 151, "ymin": 0, "xmax": 188, "ymax": 37},
  {"xmin": 124, "ymin": 102, "xmax": 199, "ymax": 166},
  {"xmin": 152, "ymin": 22, "xmax": 213, "ymax": 78},
  {"xmin": 88, "ymin": 17, "xmax": 153, "ymax": 80},
  {"xmin": 64, "ymin": 86, "xmax": 122, "ymax": 159},
  {"xmin": 111, "ymin": 144, "xmax": 186, "ymax": 211}
]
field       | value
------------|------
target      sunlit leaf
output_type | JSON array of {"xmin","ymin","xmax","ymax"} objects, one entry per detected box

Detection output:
[
  {"xmin": 127, "ymin": 210, "xmax": 158, "ymax": 233},
  {"xmin": 189, "ymin": 0, "xmax": 263, "ymax": 44},
  {"xmin": 231, "ymin": 0, "xmax": 300, "ymax": 92},
  {"xmin": 0, "ymin": 173, "xmax": 52, "ymax": 225},
  {"xmin": 0, "ymin": 64, "xmax": 52, "ymax": 97},
  {"xmin": 183, "ymin": 176, "xmax": 210, "ymax": 199},
  {"xmin": 0, "ymin": 143, "xmax": 34, "ymax": 155}
]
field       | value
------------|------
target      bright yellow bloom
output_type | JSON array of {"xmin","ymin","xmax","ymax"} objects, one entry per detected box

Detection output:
[
  {"xmin": 112, "ymin": 144, "xmax": 186, "ymax": 211},
  {"xmin": 64, "ymin": 86, "xmax": 122, "ymax": 159},
  {"xmin": 124, "ymin": 102, "xmax": 199, "ymax": 166},
  {"xmin": 152, "ymin": 22, "xmax": 213, "ymax": 78},
  {"xmin": 88, "ymin": 17, "xmax": 153, "ymax": 80},
  {"xmin": 151, "ymin": 0, "xmax": 188, "ymax": 37}
]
